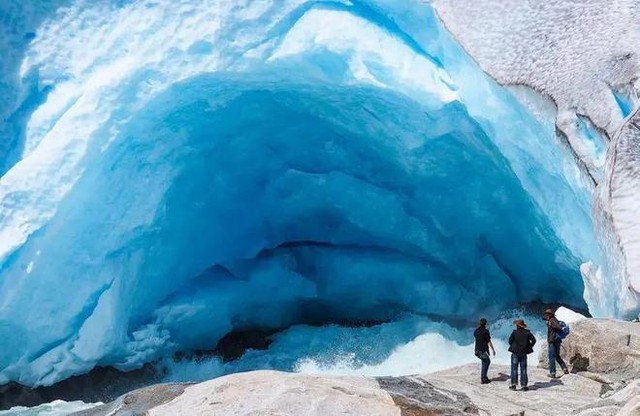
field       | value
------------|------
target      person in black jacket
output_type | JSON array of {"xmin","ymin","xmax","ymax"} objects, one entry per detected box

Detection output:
[
  {"xmin": 508, "ymin": 319, "xmax": 536, "ymax": 391},
  {"xmin": 473, "ymin": 318, "xmax": 496, "ymax": 384},
  {"xmin": 544, "ymin": 309, "xmax": 569, "ymax": 378}
]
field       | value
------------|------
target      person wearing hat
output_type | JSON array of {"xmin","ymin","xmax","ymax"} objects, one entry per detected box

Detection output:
[
  {"xmin": 474, "ymin": 318, "xmax": 496, "ymax": 384},
  {"xmin": 544, "ymin": 308, "xmax": 569, "ymax": 377},
  {"xmin": 508, "ymin": 319, "xmax": 536, "ymax": 391}
]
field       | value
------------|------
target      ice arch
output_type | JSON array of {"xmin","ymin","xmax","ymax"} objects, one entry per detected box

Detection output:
[
  {"xmin": 0, "ymin": 75, "xmax": 587, "ymax": 384},
  {"xmin": 0, "ymin": 0, "xmax": 601, "ymax": 386}
]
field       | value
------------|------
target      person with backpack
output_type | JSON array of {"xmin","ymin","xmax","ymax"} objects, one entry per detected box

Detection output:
[
  {"xmin": 544, "ymin": 308, "xmax": 569, "ymax": 378},
  {"xmin": 508, "ymin": 319, "xmax": 536, "ymax": 391},
  {"xmin": 473, "ymin": 318, "xmax": 496, "ymax": 384}
]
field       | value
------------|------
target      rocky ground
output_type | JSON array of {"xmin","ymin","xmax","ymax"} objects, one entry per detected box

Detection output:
[{"xmin": 73, "ymin": 318, "xmax": 640, "ymax": 416}]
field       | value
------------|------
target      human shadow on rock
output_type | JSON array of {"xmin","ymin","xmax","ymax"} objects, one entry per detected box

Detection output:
[
  {"xmin": 528, "ymin": 379, "xmax": 564, "ymax": 390},
  {"xmin": 492, "ymin": 373, "xmax": 510, "ymax": 382}
]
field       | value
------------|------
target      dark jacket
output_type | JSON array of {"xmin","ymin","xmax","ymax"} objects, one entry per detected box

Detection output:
[
  {"xmin": 546, "ymin": 316, "xmax": 563, "ymax": 343},
  {"xmin": 508, "ymin": 327, "xmax": 536, "ymax": 357},
  {"xmin": 473, "ymin": 327, "xmax": 491, "ymax": 353}
]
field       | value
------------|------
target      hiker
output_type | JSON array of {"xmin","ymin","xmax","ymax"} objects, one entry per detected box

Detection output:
[
  {"xmin": 473, "ymin": 318, "xmax": 496, "ymax": 384},
  {"xmin": 508, "ymin": 319, "xmax": 536, "ymax": 391},
  {"xmin": 544, "ymin": 308, "xmax": 569, "ymax": 377}
]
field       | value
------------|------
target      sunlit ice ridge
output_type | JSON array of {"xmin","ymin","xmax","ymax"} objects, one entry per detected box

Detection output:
[{"xmin": 0, "ymin": 0, "xmax": 606, "ymax": 387}]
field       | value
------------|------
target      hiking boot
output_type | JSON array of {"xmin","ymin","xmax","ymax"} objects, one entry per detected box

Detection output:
[
  {"xmin": 521, "ymin": 386, "xmax": 529, "ymax": 391},
  {"xmin": 509, "ymin": 385, "xmax": 517, "ymax": 391},
  {"xmin": 563, "ymin": 368, "xmax": 570, "ymax": 375},
  {"xmin": 547, "ymin": 373, "xmax": 557, "ymax": 378},
  {"xmin": 481, "ymin": 379, "xmax": 492, "ymax": 384}
]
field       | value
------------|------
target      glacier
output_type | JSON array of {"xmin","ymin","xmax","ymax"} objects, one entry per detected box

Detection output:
[{"xmin": 0, "ymin": 0, "xmax": 610, "ymax": 388}]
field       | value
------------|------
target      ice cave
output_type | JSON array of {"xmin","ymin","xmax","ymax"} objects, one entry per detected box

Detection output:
[{"xmin": 0, "ymin": 0, "xmax": 639, "ymax": 406}]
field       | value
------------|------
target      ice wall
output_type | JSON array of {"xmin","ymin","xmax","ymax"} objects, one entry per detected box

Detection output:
[
  {"xmin": 0, "ymin": 0, "xmax": 601, "ymax": 386},
  {"xmin": 433, "ymin": 0, "xmax": 640, "ymax": 317},
  {"xmin": 594, "ymin": 108, "xmax": 640, "ymax": 314}
]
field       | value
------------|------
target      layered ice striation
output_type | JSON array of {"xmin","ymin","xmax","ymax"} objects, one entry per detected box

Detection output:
[
  {"xmin": 593, "ymin": 108, "xmax": 640, "ymax": 315},
  {"xmin": 433, "ymin": 0, "xmax": 640, "ymax": 182},
  {"xmin": 0, "ymin": 0, "xmax": 601, "ymax": 386}
]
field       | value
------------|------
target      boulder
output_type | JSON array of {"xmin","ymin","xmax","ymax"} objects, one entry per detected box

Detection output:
[
  {"xmin": 74, "ymin": 371, "xmax": 400, "ymax": 416},
  {"xmin": 538, "ymin": 319, "xmax": 640, "ymax": 381}
]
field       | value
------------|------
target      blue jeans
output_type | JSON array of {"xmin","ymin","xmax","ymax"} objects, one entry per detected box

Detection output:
[
  {"xmin": 510, "ymin": 354, "xmax": 528, "ymax": 387},
  {"xmin": 548, "ymin": 340, "xmax": 567, "ymax": 375},
  {"xmin": 476, "ymin": 351, "xmax": 490, "ymax": 381}
]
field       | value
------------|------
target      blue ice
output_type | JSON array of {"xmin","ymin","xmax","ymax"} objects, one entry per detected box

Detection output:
[{"xmin": 0, "ymin": 0, "xmax": 601, "ymax": 386}]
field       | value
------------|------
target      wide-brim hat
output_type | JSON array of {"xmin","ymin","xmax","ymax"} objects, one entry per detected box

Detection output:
[{"xmin": 514, "ymin": 319, "xmax": 527, "ymax": 328}]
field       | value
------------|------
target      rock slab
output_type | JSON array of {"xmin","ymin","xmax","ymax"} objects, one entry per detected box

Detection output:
[{"xmin": 73, "ymin": 365, "xmax": 628, "ymax": 416}]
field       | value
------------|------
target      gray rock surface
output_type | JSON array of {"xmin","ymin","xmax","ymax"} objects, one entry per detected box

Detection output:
[
  {"xmin": 143, "ymin": 372, "xmax": 401, "ymax": 416},
  {"xmin": 538, "ymin": 319, "xmax": 640, "ymax": 382},
  {"xmin": 421, "ymin": 364, "xmax": 604, "ymax": 416},
  {"xmin": 72, "ymin": 384, "xmax": 188, "ymax": 416},
  {"xmin": 377, "ymin": 375, "xmax": 479, "ymax": 415},
  {"xmin": 573, "ymin": 379, "xmax": 640, "ymax": 416},
  {"xmin": 69, "ymin": 364, "xmax": 631, "ymax": 416}
]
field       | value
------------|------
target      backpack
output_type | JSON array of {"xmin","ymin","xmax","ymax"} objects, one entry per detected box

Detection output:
[{"xmin": 556, "ymin": 320, "xmax": 570, "ymax": 339}]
